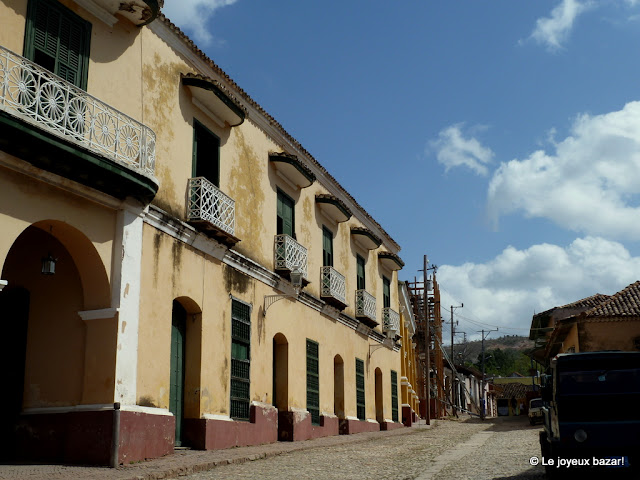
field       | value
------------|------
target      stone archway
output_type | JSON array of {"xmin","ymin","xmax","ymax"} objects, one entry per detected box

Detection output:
[{"xmin": 0, "ymin": 221, "xmax": 112, "ymax": 462}]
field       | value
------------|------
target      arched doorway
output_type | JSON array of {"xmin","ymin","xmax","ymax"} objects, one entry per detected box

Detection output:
[
  {"xmin": 375, "ymin": 368, "xmax": 384, "ymax": 423},
  {"xmin": 273, "ymin": 333, "xmax": 289, "ymax": 440},
  {"xmin": 333, "ymin": 355, "xmax": 344, "ymax": 419},
  {"xmin": 0, "ymin": 221, "xmax": 111, "ymax": 460}
]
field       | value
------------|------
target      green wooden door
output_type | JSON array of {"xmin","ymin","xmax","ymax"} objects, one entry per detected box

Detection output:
[
  {"xmin": 356, "ymin": 255, "xmax": 366, "ymax": 290},
  {"xmin": 322, "ymin": 227, "xmax": 333, "ymax": 267},
  {"xmin": 192, "ymin": 120, "xmax": 220, "ymax": 186},
  {"xmin": 277, "ymin": 190, "xmax": 295, "ymax": 237},
  {"xmin": 170, "ymin": 300, "xmax": 186, "ymax": 446},
  {"xmin": 383, "ymin": 276, "xmax": 391, "ymax": 308}
]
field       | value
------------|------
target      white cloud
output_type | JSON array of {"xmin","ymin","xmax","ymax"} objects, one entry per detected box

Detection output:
[
  {"xmin": 488, "ymin": 101, "xmax": 640, "ymax": 240},
  {"xmin": 437, "ymin": 237, "xmax": 640, "ymax": 336},
  {"xmin": 430, "ymin": 124, "xmax": 494, "ymax": 176},
  {"xmin": 162, "ymin": 0, "xmax": 239, "ymax": 45},
  {"xmin": 530, "ymin": 0, "xmax": 591, "ymax": 51}
]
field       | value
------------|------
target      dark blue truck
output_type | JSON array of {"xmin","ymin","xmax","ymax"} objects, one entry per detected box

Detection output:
[{"xmin": 539, "ymin": 351, "xmax": 640, "ymax": 477}]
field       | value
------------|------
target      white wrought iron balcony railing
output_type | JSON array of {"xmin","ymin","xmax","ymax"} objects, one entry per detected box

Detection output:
[
  {"xmin": 355, "ymin": 289, "xmax": 376, "ymax": 323},
  {"xmin": 320, "ymin": 266, "xmax": 347, "ymax": 306},
  {"xmin": 0, "ymin": 46, "xmax": 155, "ymax": 178},
  {"xmin": 382, "ymin": 307, "xmax": 400, "ymax": 336},
  {"xmin": 274, "ymin": 234, "xmax": 308, "ymax": 280},
  {"xmin": 187, "ymin": 177, "xmax": 235, "ymax": 236}
]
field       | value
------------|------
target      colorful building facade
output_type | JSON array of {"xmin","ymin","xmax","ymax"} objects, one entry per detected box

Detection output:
[{"xmin": 0, "ymin": 0, "xmax": 410, "ymax": 465}]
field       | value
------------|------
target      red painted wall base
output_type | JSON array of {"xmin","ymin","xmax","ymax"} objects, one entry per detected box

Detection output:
[
  {"xmin": 13, "ymin": 409, "xmax": 174, "ymax": 466},
  {"xmin": 278, "ymin": 411, "xmax": 339, "ymax": 441},
  {"xmin": 380, "ymin": 421, "xmax": 404, "ymax": 431},
  {"xmin": 184, "ymin": 403, "xmax": 278, "ymax": 450},
  {"xmin": 402, "ymin": 405, "xmax": 413, "ymax": 426},
  {"xmin": 338, "ymin": 418, "xmax": 381, "ymax": 435}
]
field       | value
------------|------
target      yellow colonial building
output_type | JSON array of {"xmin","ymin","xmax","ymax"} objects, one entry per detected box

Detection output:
[{"xmin": 0, "ymin": 0, "xmax": 417, "ymax": 466}]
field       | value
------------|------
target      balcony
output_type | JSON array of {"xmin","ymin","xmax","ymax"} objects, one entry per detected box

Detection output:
[
  {"xmin": 74, "ymin": 0, "xmax": 162, "ymax": 27},
  {"xmin": 320, "ymin": 266, "xmax": 347, "ymax": 309},
  {"xmin": 382, "ymin": 307, "xmax": 400, "ymax": 338},
  {"xmin": 187, "ymin": 177, "xmax": 239, "ymax": 246},
  {"xmin": 0, "ymin": 46, "xmax": 158, "ymax": 202},
  {"xmin": 274, "ymin": 234, "xmax": 308, "ymax": 281},
  {"xmin": 355, "ymin": 289, "xmax": 377, "ymax": 327}
]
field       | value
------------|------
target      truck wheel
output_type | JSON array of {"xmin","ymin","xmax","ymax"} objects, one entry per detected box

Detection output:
[{"xmin": 539, "ymin": 431, "xmax": 556, "ymax": 479}]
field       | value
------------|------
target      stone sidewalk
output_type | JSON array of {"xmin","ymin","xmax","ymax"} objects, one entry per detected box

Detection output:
[{"xmin": 0, "ymin": 420, "xmax": 438, "ymax": 480}]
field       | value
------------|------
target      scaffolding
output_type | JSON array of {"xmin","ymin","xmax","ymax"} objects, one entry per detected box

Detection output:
[{"xmin": 407, "ymin": 258, "xmax": 446, "ymax": 420}]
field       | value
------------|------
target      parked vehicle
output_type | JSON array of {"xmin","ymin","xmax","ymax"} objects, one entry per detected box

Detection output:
[
  {"xmin": 539, "ymin": 351, "xmax": 640, "ymax": 477},
  {"xmin": 528, "ymin": 397, "xmax": 543, "ymax": 425}
]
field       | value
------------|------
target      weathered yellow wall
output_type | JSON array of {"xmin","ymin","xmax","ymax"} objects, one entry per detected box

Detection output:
[
  {"xmin": 561, "ymin": 324, "xmax": 579, "ymax": 353},
  {"xmin": 0, "ymin": 0, "xmax": 26, "ymax": 53},
  {"xmin": 0, "ymin": 166, "xmax": 115, "ymax": 289},
  {"xmin": 579, "ymin": 320, "xmax": 640, "ymax": 352},
  {"xmin": 138, "ymin": 224, "xmax": 403, "ymax": 421}
]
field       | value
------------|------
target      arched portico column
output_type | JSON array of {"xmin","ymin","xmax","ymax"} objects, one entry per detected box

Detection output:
[{"xmin": 111, "ymin": 201, "xmax": 147, "ymax": 405}]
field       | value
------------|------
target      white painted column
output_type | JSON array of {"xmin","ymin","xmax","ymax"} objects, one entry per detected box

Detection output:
[
  {"xmin": 111, "ymin": 202, "xmax": 147, "ymax": 405},
  {"xmin": 0, "ymin": 280, "xmax": 7, "ymax": 291}
]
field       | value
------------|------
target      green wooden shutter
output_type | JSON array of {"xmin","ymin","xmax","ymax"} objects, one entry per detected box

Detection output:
[
  {"xmin": 391, "ymin": 370, "xmax": 398, "ymax": 422},
  {"xmin": 383, "ymin": 276, "xmax": 391, "ymax": 308},
  {"xmin": 356, "ymin": 358, "xmax": 365, "ymax": 421},
  {"xmin": 170, "ymin": 301, "xmax": 187, "ymax": 446},
  {"xmin": 357, "ymin": 255, "xmax": 365, "ymax": 290},
  {"xmin": 277, "ymin": 190, "xmax": 294, "ymax": 237},
  {"xmin": 25, "ymin": 0, "xmax": 91, "ymax": 89},
  {"xmin": 231, "ymin": 300, "xmax": 251, "ymax": 420},
  {"xmin": 306, "ymin": 340, "xmax": 320, "ymax": 425},
  {"xmin": 322, "ymin": 226, "xmax": 333, "ymax": 267}
]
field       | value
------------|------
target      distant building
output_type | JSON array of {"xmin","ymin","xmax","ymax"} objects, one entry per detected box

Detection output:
[{"xmin": 528, "ymin": 282, "xmax": 640, "ymax": 366}]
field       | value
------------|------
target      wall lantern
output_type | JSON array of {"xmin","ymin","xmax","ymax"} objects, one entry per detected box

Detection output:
[
  {"xmin": 263, "ymin": 266, "xmax": 303, "ymax": 316},
  {"xmin": 41, "ymin": 253, "xmax": 57, "ymax": 275}
]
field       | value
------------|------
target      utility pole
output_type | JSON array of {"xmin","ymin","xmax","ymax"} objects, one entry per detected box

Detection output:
[
  {"xmin": 450, "ymin": 303, "xmax": 462, "ymax": 415},
  {"xmin": 479, "ymin": 328, "xmax": 498, "ymax": 420}
]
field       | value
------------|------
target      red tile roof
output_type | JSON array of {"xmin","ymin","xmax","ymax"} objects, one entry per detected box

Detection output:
[
  {"xmin": 559, "ymin": 293, "xmax": 610, "ymax": 310},
  {"xmin": 586, "ymin": 281, "xmax": 640, "ymax": 318}
]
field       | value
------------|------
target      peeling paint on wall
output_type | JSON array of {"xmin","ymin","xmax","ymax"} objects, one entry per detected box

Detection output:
[
  {"xmin": 228, "ymin": 128, "xmax": 267, "ymax": 265},
  {"xmin": 223, "ymin": 263, "xmax": 252, "ymax": 294}
]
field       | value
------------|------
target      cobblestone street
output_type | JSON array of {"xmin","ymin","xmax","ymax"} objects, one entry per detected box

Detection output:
[
  {"xmin": 186, "ymin": 416, "xmax": 545, "ymax": 480},
  {"xmin": 0, "ymin": 416, "xmax": 549, "ymax": 480}
]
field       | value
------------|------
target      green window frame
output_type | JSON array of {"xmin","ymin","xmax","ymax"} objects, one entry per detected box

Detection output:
[
  {"xmin": 230, "ymin": 299, "xmax": 251, "ymax": 421},
  {"xmin": 356, "ymin": 358, "xmax": 365, "ymax": 421},
  {"xmin": 306, "ymin": 339, "xmax": 320, "ymax": 425},
  {"xmin": 192, "ymin": 119, "xmax": 220, "ymax": 187},
  {"xmin": 383, "ymin": 276, "xmax": 391, "ymax": 309},
  {"xmin": 24, "ymin": 0, "xmax": 91, "ymax": 90},
  {"xmin": 277, "ymin": 189, "xmax": 295, "ymax": 238},
  {"xmin": 391, "ymin": 370, "xmax": 399, "ymax": 422},
  {"xmin": 322, "ymin": 226, "xmax": 333, "ymax": 267},
  {"xmin": 356, "ymin": 254, "xmax": 366, "ymax": 290}
]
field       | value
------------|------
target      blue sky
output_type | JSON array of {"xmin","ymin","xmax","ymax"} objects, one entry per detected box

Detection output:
[{"xmin": 163, "ymin": 0, "xmax": 640, "ymax": 341}]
